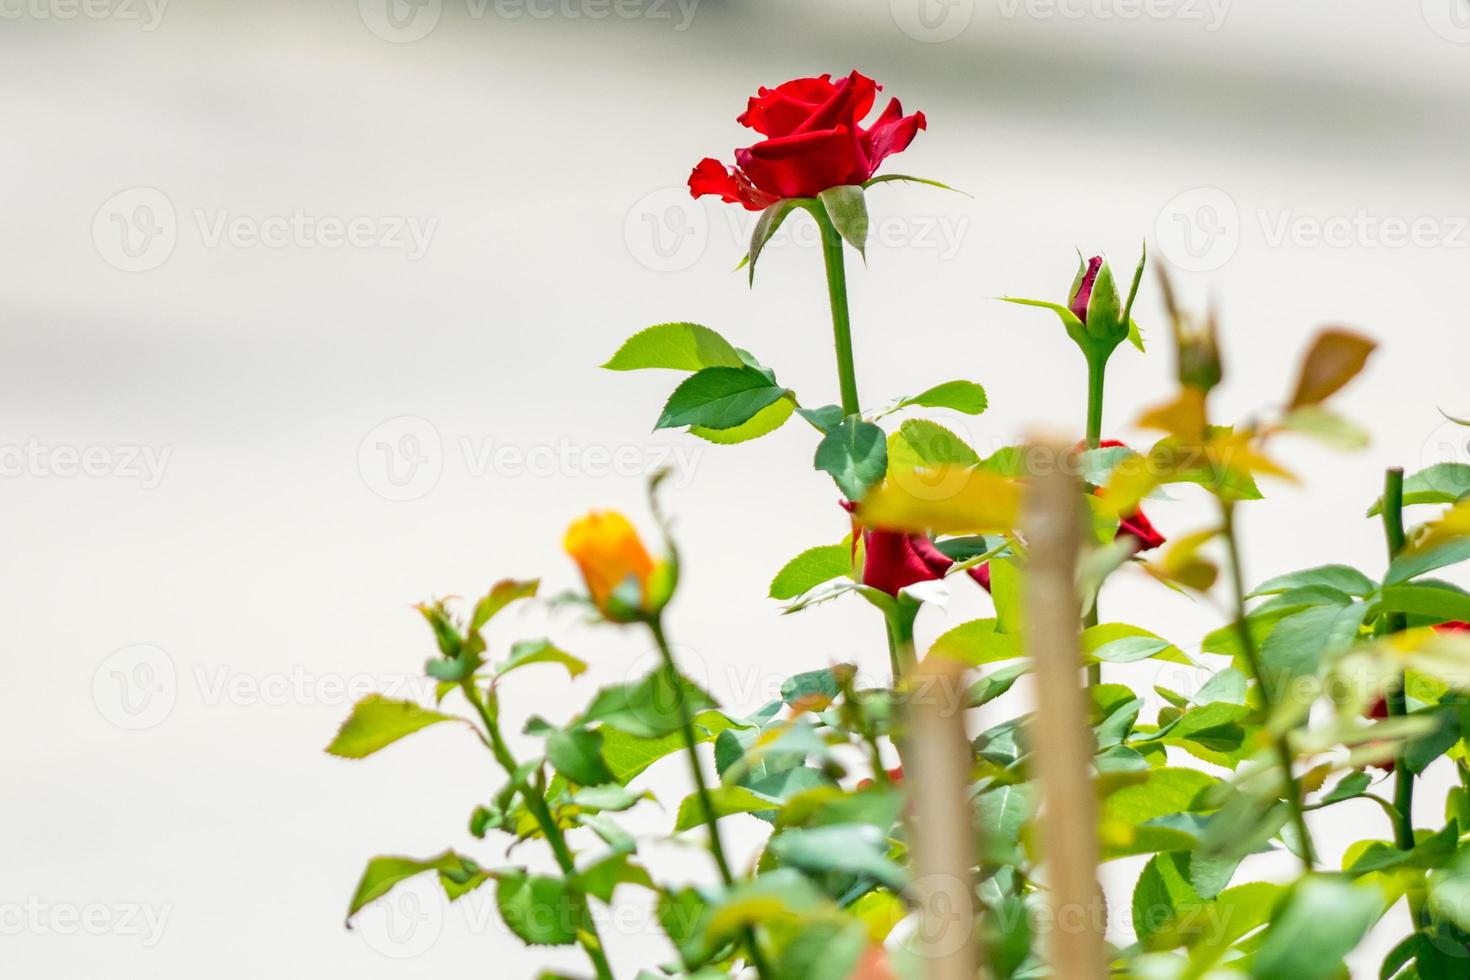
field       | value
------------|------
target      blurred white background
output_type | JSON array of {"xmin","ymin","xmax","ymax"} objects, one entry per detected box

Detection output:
[{"xmin": 4, "ymin": 0, "xmax": 1470, "ymax": 975}]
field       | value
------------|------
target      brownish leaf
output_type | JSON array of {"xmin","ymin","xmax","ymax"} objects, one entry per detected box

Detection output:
[{"xmin": 1287, "ymin": 328, "xmax": 1377, "ymax": 409}]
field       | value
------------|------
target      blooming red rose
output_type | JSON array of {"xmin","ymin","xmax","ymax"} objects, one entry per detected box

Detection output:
[
  {"xmin": 842, "ymin": 502, "xmax": 987, "ymax": 597},
  {"xmin": 689, "ymin": 71, "xmax": 927, "ymax": 211}
]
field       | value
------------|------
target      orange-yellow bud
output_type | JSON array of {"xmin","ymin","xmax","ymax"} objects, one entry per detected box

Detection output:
[{"xmin": 563, "ymin": 510, "xmax": 656, "ymax": 616}]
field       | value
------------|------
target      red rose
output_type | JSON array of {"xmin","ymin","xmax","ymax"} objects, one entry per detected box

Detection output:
[
  {"xmin": 1095, "ymin": 441, "xmax": 1166, "ymax": 553},
  {"xmin": 689, "ymin": 71, "xmax": 927, "ymax": 211},
  {"xmin": 842, "ymin": 502, "xmax": 987, "ymax": 597}
]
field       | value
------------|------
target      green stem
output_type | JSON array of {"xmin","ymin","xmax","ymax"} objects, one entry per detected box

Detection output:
[
  {"xmin": 883, "ymin": 601, "xmax": 920, "ymax": 781},
  {"xmin": 1084, "ymin": 349, "xmax": 1107, "ymax": 686},
  {"xmin": 1220, "ymin": 501, "xmax": 1316, "ymax": 871},
  {"xmin": 647, "ymin": 617, "xmax": 772, "ymax": 980},
  {"xmin": 815, "ymin": 209, "xmax": 861, "ymax": 417},
  {"xmin": 461, "ymin": 682, "xmax": 615, "ymax": 980},
  {"xmin": 1085, "ymin": 350, "xmax": 1107, "ymax": 451},
  {"xmin": 1381, "ymin": 468, "xmax": 1428, "ymax": 928}
]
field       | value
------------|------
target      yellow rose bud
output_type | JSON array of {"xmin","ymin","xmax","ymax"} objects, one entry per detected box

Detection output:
[{"xmin": 563, "ymin": 510, "xmax": 657, "ymax": 618}]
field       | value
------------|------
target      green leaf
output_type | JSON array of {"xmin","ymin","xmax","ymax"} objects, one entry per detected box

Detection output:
[
  {"xmin": 702, "ymin": 870, "xmax": 828, "ymax": 946},
  {"xmin": 863, "ymin": 173, "xmax": 967, "ymax": 194},
  {"xmin": 603, "ymin": 322, "xmax": 744, "ymax": 372},
  {"xmin": 976, "ymin": 784, "xmax": 1034, "ymax": 863},
  {"xmin": 1369, "ymin": 462, "xmax": 1470, "ymax": 516},
  {"xmin": 886, "ymin": 418, "xmax": 980, "ymax": 470},
  {"xmin": 1380, "ymin": 584, "xmax": 1470, "ymax": 624},
  {"xmin": 814, "ymin": 418, "xmax": 887, "ymax": 500},
  {"xmin": 326, "ymin": 695, "xmax": 458, "ymax": 759},
  {"xmin": 656, "ymin": 366, "xmax": 787, "ymax": 431},
  {"xmin": 1279, "ymin": 405, "xmax": 1369, "ymax": 449},
  {"xmin": 1320, "ymin": 771, "xmax": 1373, "ymax": 805},
  {"xmin": 1078, "ymin": 444, "xmax": 1140, "ymax": 487},
  {"xmin": 1083, "ymin": 623, "xmax": 1191, "ymax": 665},
  {"xmin": 500, "ymin": 639, "xmax": 588, "ymax": 679},
  {"xmin": 929, "ymin": 618, "xmax": 1022, "ymax": 665},
  {"xmin": 580, "ymin": 669, "xmax": 719, "ymax": 739},
  {"xmin": 780, "ymin": 667, "xmax": 845, "ymax": 706},
  {"xmin": 599, "ymin": 712, "xmax": 741, "ymax": 785},
  {"xmin": 1000, "ymin": 296, "xmax": 1088, "ymax": 349},
  {"xmin": 690, "ymin": 394, "xmax": 794, "ymax": 444},
  {"xmin": 1122, "ymin": 243, "xmax": 1147, "ymax": 351},
  {"xmin": 1258, "ymin": 602, "xmax": 1370, "ymax": 692},
  {"xmin": 1249, "ymin": 564, "xmax": 1377, "ymax": 599},
  {"xmin": 346, "ymin": 851, "xmax": 479, "ymax": 921},
  {"xmin": 568, "ymin": 783, "xmax": 644, "ymax": 813},
  {"xmin": 1183, "ymin": 881, "xmax": 1284, "ymax": 972},
  {"xmin": 1387, "ymin": 539, "xmax": 1470, "ymax": 585},
  {"xmin": 496, "ymin": 872, "xmax": 583, "ymax": 946},
  {"xmin": 545, "ymin": 727, "xmax": 615, "ymax": 787},
  {"xmin": 818, "ymin": 185, "xmax": 868, "ymax": 257},
  {"xmin": 769, "ymin": 544, "xmax": 851, "ymax": 600},
  {"xmin": 1251, "ymin": 877, "xmax": 1380, "ymax": 980},
  {"xmin": 747, "ymin": 199, "xmax": 801, "ymax": 285},
  {"xmin": 776, "ymin": 920, "xmax": 869, "ymax": 980},
  {"xmin": 470, "ymin": 578, "xmax": 540, "ymax": 631},
  {"xmin": 659, "ymin": 887, "xmax": 713, "ymax": 969},
  {"xmin": 673, "ymin": 785, "xmax": 774, "ymax": 831},
  {"xmin": 796, "ymin": 404, "xmax": 845, "ymax": 433},
  {"xmin": 768, "ymin": 824, "xmax": 908, "ymax": 891},
  {"xmin": 1103, "ymin": 768, "xmax": 1215, "ymax": 827},
  {"xmin": 900, "ymin": 380, "xmax": 988, "ymax": 415},
  {"xmin": 1132, "ymin": 852, "xmax": 1205, "ymax": 949}
]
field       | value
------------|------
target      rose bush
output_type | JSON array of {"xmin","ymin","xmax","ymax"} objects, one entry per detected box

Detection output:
[{"xmin": 330, "ymin": 71, "xmax": 1470, "ymax": 980}]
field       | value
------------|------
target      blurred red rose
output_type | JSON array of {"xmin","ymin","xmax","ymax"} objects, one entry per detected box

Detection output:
[
  {"xmin": 689, "ymin": 71, "xmax": 927, "ymax": 210},
  {"xmin": 1366, "ymin": 621, "xmax": 1470, "ymax": 771}
]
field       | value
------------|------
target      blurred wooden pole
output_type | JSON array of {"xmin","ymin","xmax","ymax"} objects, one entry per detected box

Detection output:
[
  {"xmin": 906, "ymin": 655, "xmax": 983, "ymax": 979},
  {"xmin": 1023, "ymin": 439, "xmax": 1107, "ymax": 980}
]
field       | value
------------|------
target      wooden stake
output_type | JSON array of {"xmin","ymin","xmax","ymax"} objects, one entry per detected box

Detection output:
[
  {"xmin": 905, "ymin": 654, "xmax": 983, "ymax": 979},
  {"xmin": 1023, "ymin": 439, "xmax": 1107, "ymax": 980}
]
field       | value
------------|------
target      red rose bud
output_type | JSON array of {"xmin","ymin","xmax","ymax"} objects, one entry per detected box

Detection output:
[
  {"xmin": 1438, "ymin": 621, "xmax": 1470, "ymax": 632},
  {"xmin": 1070, "ymin": 256, "xmax": 1103, "ymax": 324},
  {"xmin": 689, "ymin": 71, "xmax": 926, "ymax": 210}
]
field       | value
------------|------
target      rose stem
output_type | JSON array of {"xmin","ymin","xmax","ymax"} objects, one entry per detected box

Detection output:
[
  {"xmin": 1219, "ymin": 499, "xmax": 1316, "ymax": 871},
  {"xmin": 647, "ymin": 616, "xmax": 773, "ymax": 980},
  {"xmin": 1083, "ymin": 350, "xmax": 1108, "ymax": 687},
  {"xmin": 1381, "ymin": 467, "xmax": 1428, "ymax": 928},
  {"xmin": 460, "ymin": 680, "xmax": 615, "ymax": 980},
  {"xmin": 815, "ymin": 208, "xmax": 861, "ymax": 417}
]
